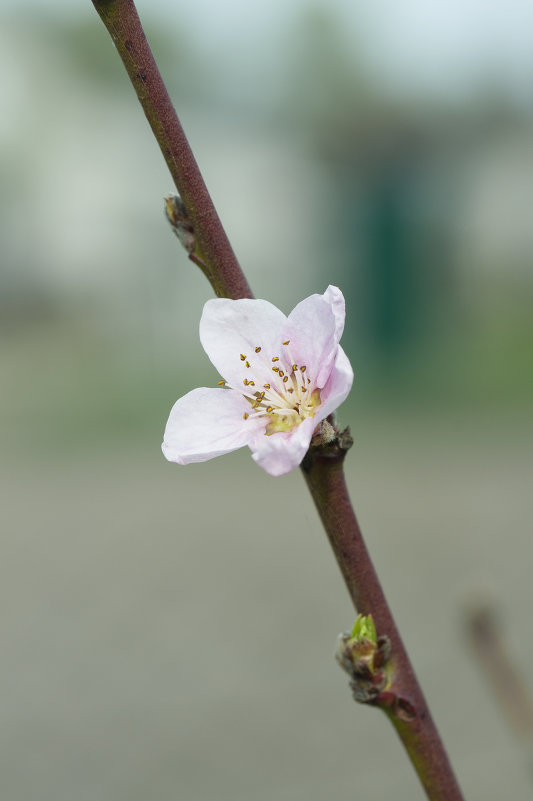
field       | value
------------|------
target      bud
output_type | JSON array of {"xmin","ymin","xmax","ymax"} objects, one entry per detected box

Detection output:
[
  {"xmin": 335, "ymin": 614, "xmax": 391, "ymax": 704},
  {"xmin": 164, "ymin": 193, "xmax": 195, "ymax": 253},
  {"xmin": 351, "ymin": 613, "xmax": 377, "ymax": 644},
  {"xmin": 336, "ymin": 614, "xmax": 379, "ymax": 677}
]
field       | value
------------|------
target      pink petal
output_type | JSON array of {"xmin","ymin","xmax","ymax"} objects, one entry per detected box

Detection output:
[
  {"xmin": 200, "ymin": 298, "xmax": 287, "ymax": 388},
  {"xmin": 282, "ymin": 286, "xmax": 345, "ymax": 389},
  {"xmin": 323, "ymin": 285, "xmax": 346, "ymax": 344},
  {"xmin": 249, "ymin": 416, "xmax": 316, "ymax": 477},
  {"xmin": 315, "ymin": 345, "xmax": 354, "ymax": 422},
  {"xmin": 162, "ymin": 387, "xmax": 264, "ymax": 465}
]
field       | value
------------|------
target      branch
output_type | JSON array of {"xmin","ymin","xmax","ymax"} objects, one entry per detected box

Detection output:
[
  {"xmin": 90, "ymin": 2, "xmax": 466, "ymax": 799},
  {"xmin": 302, "ymin": 433, "xmax": 464, "ymax": 800},
  {"xmin": 467, "ymin": 601, "xmax": 533, "ymax": 738},
  {"xmin": 91, "ymin": 0, "xmax": 252, "ymax": 301}
]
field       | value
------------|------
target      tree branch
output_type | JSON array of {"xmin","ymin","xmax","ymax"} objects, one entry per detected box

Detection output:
[
  {"xmin": 92, "ymin": 0, "xmax": 252, "ymax": 300},
  {"xmin": 302, "ymin": 435, "xmax": 464, "ymax": 800},
  {"xmin": 90, "ymin": 2, "xmax": 466, "ymax": 798}
]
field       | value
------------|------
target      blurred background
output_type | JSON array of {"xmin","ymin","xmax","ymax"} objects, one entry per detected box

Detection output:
[{"xmin": 1, "ymin": 1, "xmax": 533, "ymax": 799}]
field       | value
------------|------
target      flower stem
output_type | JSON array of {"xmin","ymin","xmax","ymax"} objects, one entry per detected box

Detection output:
[
  {"xmin": 91, "ymin": 0, "xmax": 252, "ymax": 301},
  {"xmin": 90, "ymin": 2, "xmax": 465, "ymax": 798}
]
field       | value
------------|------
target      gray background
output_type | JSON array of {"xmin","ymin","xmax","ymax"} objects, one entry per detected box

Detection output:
[{"xmin": 2, "ymin": 2, "xmax": 533, "ymax": 799}]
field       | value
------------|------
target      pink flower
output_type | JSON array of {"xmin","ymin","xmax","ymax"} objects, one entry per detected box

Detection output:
[{"xmin": 162, "ymin": 286, "xmax": 353, "ymax": 476}]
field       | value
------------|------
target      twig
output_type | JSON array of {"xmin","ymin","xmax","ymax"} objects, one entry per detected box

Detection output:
[
  {"xmin": 302, "ymin": 433, "xmax": 464, "ymax": 800},
  {"xmin": 467, "ymin": 601, "xmax": 533, "ymax": 739},
  {"xmin": 91, "ymin": 0, "xmax": 251, "ymax": 300},
  {"xmin": 90, "ymin": 2, "xmax": 466, "ymax": 798}
]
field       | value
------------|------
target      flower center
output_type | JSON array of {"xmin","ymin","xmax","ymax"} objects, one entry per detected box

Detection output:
[{"xmin": 221, "ymin": 339, "xmax": 321, "ymax": 435}]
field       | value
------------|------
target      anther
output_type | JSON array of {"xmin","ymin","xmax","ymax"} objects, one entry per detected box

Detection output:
[
  {"xmin": 218, "ymin": 380, "xmax": 226, "ymax": 386},
  {"xmin": 287, "ymin": 388, "xmax": 294, "ymax": 394},
  {"xmin": 243, "ymin": 378, "xmax": 249, "ymax": 386},
  {"xmin": 279, "ymin": 370, "xmax": 284, "ymax": 377},
  {"xmin": 263, "ymin": 383, "xmax": 270, "ymax": 389},
  {"xmin": 282, "ymin": 340, "xmax": 290, "ymax": 345},
  {"xmin": 282, "ymin": 376, "xmax": 289, "ymax": 383},
  {"xmin": 245, "ymin": 361, "xmax": 250, "ymax": 368},
  {"xmin": 272, "ymin": 356, "xmax": 279, "ymax": 362},
  {"xmin": 292, "ymin": 364, "xmax": 298, "ymax": 371},
  {"xmin": 300, "ymin": 366, "xmax": 306, "ymax": 373},
  {"xmin": 307, "ymin": 378, "xmax": 310, "ymax": 384},
  {"xmin": 255, "ymin": 346, "xmax": 261, "ymax": 353},
  {"xmin": 243, "ymin": 412, "xmax": 249, "ymax": 420},
  {"xmin": 240, "ymin": 354, "xmax": 246, "ymax": 361},
  {"xmin": 266, "ymin": 406, "xmax": 274, "ymax": 413},
  {"xmin": 249, "ymin": 381, "xmax": 255, "ymax": 386},
  {"xmin": 272, "ymin": 366, "xmax": 279, "ymax": 373}
]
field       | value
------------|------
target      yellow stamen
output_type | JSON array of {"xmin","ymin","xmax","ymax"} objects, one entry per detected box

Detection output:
[{"xmin": 233, "ymin": 343, "xmax": 319, "ymax": 436}]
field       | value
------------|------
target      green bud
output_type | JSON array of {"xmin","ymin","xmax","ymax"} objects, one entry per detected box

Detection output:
[
  {"xmin": 350, "ymin": 614, "xmax": 377, "ymax": 645},
  {"xmin": 336, "ymin": 616, "xmax": 392, "ymax": 703}
]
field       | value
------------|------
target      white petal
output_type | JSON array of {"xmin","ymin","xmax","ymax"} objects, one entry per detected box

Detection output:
[
  {"xmin": 249, "ymin": 416, "xmax": 316, "ymax": 477},
  {"xmin": 162, "ymin": 387, "xmax": 264, "ymax": 465},
  {"xmin": 322, "ymin": 285, "xmax": 346, "ymax": 343},
  {"xmin": 200, "ymin": 298, "xmax": 287, "ymax": 388},
  {"xmin": 315, "ymin": 345, "xmax": 354, "ymax": 423},
  {"xmin": 282, "ymin": 286, "xmax": 345, "ymax": 388}
]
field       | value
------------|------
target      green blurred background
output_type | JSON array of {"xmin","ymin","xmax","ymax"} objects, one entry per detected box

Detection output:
[{"xmin": 1, "ymin": 2, "xmax": 532, "ymax": 799}]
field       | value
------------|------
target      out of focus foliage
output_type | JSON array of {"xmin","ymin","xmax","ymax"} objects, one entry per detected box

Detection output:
[{"xmin": 1, "ymin": 5, "xmax": 532, "ymax": 458}]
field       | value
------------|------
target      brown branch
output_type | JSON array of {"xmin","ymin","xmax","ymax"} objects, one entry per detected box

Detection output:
[
  {"xmin": 90, "ymin": 3, "xmax": 466, "ymax": 799},
  {"xmin": 467, "ymin": 601, "xmax": 533, "ymax": 739},
  {"xmin": 91, "ymin": 0, "xmax": 252, "ymax": 301},
  {"xmin": 302, "ymin": 436, "xmax": 464, "ymax": 801}
]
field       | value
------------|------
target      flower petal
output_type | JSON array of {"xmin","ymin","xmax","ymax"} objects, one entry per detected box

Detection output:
[
  {"xmin": 322, "ymin": 285, "xmax": 346, "ymax": 344},
  {"xmin": 282, "ymin": 286, "xmax": 345, "ymax": 388},
  {"xmin": 315, "ymin": 345, "xmax": 354, "ymax": 423},
  {"xmin": 200, "ymin": 298, "xmax": 287, "ymax": 388},
  {"xmin": 249, "ymin": 416, "xmax": 316, "ymax": 477},
  {"xmin": 162, "ymin": 387, "xmax": 264, "ymax": 465}
]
